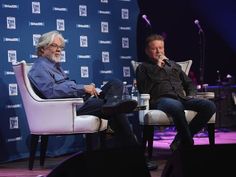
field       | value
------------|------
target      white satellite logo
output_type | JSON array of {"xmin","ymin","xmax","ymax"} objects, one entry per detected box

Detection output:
[
  {"xmin": 80, "ymin": 36, "xmax": 88, "ymax": 47},
  {"xmin": 102, "ymin": 51, "xmax": 110, "ymax": 63},
  {"xmin": 123, "ymin": 66, "xmax": 131, "ymax": 77},
  {"xmin": 7, "ymin": 17, "xmax": 16, "ymax": 29},
  {"xmin": 9, "ymin": 83, "xmax": 18, "ymax": 96},
  {"xmin": 57, "ymin": 19, "xmax": 65, "ymax": 31},
  {"xmin": 79, "ymin": 5, "xmax": 87, "ymax": 16},
  {"xmin": 9, "ymin": 116, "xmax": 19, "ymax": 129},
  {"xmin": 121, "ymin": 9, "xmax": 129, "ymax": 19},
  {"xmin": 60, "ymin": 51, "xmax": 66, "ymax": 62},
  {"xmin": 122, "ymin": 37, "xmax": 129, "ymax": 48},
  {"xmin": 81, "ymin": 66, "xmax": 89, "ymax": 78},
  {"xmin": 101, "ymin": 22, "xmax": 109, "ymax": 33},
  {"xmin": 32, "ymin": 2, "xmax": 40, "ymax": 14},
  {"xmin": 8, "ymin": 50, "xmax": 17, "ymax": 63},
  {"xmin": 32, "ymin": 34, "xmax": 41, "ymax": 46}
]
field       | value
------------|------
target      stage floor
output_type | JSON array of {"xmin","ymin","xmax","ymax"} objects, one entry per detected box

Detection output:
[{"xmin": 0, "ymin": 128, "xmax": 236, "ymax": 177}]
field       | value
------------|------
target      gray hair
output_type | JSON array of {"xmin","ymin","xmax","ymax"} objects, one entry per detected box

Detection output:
[{"xmin": 36, "ymin": 30, "xmax": 65, "ymax": 56}]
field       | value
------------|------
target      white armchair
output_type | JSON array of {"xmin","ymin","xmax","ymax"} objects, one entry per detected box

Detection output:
[
  {"xmin": 12, "ymin": 60, "xmax": 108, "ymax": 170},
  {"xmin": 131, "ymin": 60, "xmax": 216, "ymax": 159}
]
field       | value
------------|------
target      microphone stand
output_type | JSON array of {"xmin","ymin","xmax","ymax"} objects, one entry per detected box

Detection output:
[{"xmin": 198, "ymin": 29, "xmax": 206, "ymax": 90}]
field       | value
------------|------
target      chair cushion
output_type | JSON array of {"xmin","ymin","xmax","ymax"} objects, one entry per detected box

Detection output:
[
  {"xmin": 74, "ymin": 115, "xmax": 108, "ymax": 133},
  {"xmin": 139, "ymin": 110, "xmax": 215, "ymax": 125}
]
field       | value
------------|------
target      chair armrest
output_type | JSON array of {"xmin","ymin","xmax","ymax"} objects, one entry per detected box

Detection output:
[
  {"xmin": 196, "ymin": 92, "xmax": 215, "ymax": 99},
  {"xmin": 25, "ymin": 97, "xmax": 84, "ymax": 134},
  {"xmin": 39, "ymin": 97, "xmax": 84, "ymax": 103}
]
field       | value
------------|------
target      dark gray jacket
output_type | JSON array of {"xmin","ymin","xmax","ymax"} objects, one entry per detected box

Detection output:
[{"xmin": 136, "ymin": 59, "xmax": 197, "ymax": 105}]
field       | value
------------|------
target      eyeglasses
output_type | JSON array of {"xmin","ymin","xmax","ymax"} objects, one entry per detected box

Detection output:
[{"xmin": 48, "ymin": 43, "xmax": 64, "ymax": 50}]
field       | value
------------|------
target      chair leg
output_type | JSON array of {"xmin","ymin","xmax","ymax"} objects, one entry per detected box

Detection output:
[
  {"xmin": 142, "ymin": 125, "xmax": 154, "ymax": 159},
  {"xmin": 206, "ymin": 123, "xmax": 215, "ymax": 145},
  {"xmin": 29, "ymin": 134, "xmax": 39, "ymax": 170},
  {"xmin": 147, "ymin": 126, "xmax": 154, "ymax": 159},
  {"xmin": 99, "ymin": 130, "xmax": 107, "ymax": 149},
  {"xmin": 142, "ymin": 125, "xmax": 149, "ymax": 152},
  {"xmin": 85, "ymin": 133, "xmax": 93, "ymax": 151},
  {"xmin": 40, "ymin": 135, "xmax": 48, "ymax": 167}
]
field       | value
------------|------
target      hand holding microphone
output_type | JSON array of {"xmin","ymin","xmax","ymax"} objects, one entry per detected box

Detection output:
[{"xmin": 156, "ymin": 55, "xmax": 170, "ymax": 67}]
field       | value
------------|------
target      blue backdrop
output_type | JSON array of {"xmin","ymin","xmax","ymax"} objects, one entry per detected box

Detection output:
[{"xmin": 0, "ymin": 0, "xmax": 139, "ymax": 163}]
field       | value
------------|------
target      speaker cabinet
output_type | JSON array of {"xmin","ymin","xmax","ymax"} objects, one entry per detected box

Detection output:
[
  {"xmin": 161, "ymin": 144, "xmax": 236, "ymax": 177},
  {"xmin": 47, "ymin": 146, "xmax": 151, "ymax": 177}
]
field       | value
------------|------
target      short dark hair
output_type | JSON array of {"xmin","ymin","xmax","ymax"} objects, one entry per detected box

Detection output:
[{"xmin": 145, "ymin": 34, "xmax": 165, "ymax": 48}]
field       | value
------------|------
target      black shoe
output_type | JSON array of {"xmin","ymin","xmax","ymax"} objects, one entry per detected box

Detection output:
[
  {"xmin": 102, "ymin": 99, "xmax": 138, "ymax": 115},
  {"xmin": 146, "ymin": 159, "xmax": 158, "ymax": 171}
]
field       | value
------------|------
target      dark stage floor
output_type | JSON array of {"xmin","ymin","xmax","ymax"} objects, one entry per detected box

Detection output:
[{"xmin": 0, "ymin": 128, "xmax": 236, "ymax": 177}]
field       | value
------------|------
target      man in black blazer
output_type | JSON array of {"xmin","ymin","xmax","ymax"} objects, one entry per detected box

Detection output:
[{"xmin": 136, "ymin": 34, "xmax": 216, "ymax": 151}]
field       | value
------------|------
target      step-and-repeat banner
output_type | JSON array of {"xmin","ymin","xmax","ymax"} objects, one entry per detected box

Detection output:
[{"xmin": 0, "ymin": 0, "xmax": 139, "ymax": 162}]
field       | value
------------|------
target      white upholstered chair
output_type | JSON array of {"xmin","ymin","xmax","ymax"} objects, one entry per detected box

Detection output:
[
  {"xmin": 12, "ymin": 60, "xmax": 108, "ymax": 170},
  {"xmin": 131, "ymin": 60, "xmax": 216, "ymax": 159}
]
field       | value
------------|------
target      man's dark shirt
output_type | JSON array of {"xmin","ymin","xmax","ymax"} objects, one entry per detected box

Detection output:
[{"xmin": 136, "ymin": 59, "xmax": 197, "ymax": 105}]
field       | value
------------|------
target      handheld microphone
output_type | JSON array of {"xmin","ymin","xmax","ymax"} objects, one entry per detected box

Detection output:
[
  {"xmin": 194, "ymin": 19, "xmax": 203, "ymax": 33},
  {"xmin": 161, "ymin": 55, "xmax": 171, "ymax": 66},
  {"xmin": 142, "ymin": 14, "xmax": 151, "ymax": 26},
  {"xmin": 163, "ymin": 58, "xmax": 171, "ymax": 66}
]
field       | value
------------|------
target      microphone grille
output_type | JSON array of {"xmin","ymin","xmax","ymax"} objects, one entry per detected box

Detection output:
[
  {"xmin": 142, "ymin": 14, "xmax": 147, "ymax": 18},
  {"xmin": 194, "ymin": 19, "xmax": 199, "ymax": 24}
]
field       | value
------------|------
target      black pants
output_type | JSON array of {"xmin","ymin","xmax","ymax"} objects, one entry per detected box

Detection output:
[{"xmin": 77, "ymin": 79, "xmax": 137, "ymax": 147}]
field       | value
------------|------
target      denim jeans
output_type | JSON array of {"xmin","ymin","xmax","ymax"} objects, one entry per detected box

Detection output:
[{"xmin": 151, "ymin": 97, "xmax": 216, "ymax": 144}]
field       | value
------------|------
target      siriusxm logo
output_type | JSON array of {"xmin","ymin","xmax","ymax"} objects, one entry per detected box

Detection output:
[
  {"xmin": 3, "ymin": 37, "xmax": 20, "ymax": 42},
  {"xmin": 9, "ymin": 116, "xmax": 19, "ymax": 129},
  {"xmin": 101, "ymin": 0, "xmax": 108, "ymax": 3},
  {"xmin": 122, "ymin": 37, "xmax": 129, "ymax": 48},
  {"xmin": 52, "ymin": 7, "xmax": 68, "ymax": 11},
  {"xmin": 98, "ymin": 10, "xmax": 111, "ymax": 15},
  {"xmin": 121, "ymin": 9, "xmax": 129, "ymax": 19},
  {"xmin": 81, "ymin": 66, "xmax": 89, "ymax": 78},
  {"xmin": 60, "ymin": 51, "xmax": 66, "ymax": 62},
  {"xmin": 101, "ymin": 21, "xmax": 109, "ymax": 33},
  {"xmin": 7, "ymin": 17, "xmax": 16, "ymax": 29},
  {"xmin": 100, "ymin": 70, "xmax": 113, "ymax": 74},
  {"xmin": 79, "ymin": 5, "xmax": 87, "ymax": 16},
  {"xmin": 7, "ymin": 136, "xmax": 22, "ymax": 142},
  {"xmin": 120, "ymin": 56, "xmax": 132, "ymax": 59},
  {"xmin": 80, "ymin": 36, "xmax": 88, "ymax": 47},
  {"xmin": 32, "ymin": 2, "xmax": 40, "ymax": 14},
  {"xmin": 98, "ymin": 40, "xmax": 112, "ymax": 44},
  {"xmin": 32, "ymin": 34, "xmax": 41, "ymax": 46},
  {"xmin": 30, "ymin": 54, "xmax": 38, "ymax": 59},
  {"xmin": 8, "ymin": 50, "xmax": 17, "ymax": 63},
  {"xmin": 102, "ymin": 51, "xmax": 110, "ymax": 63},
  {"xmin": 119, "ymin": 26, "xmax": 131, "ymax": 30},
  {"xmin": 57, "ymin": 19, "xmax": 65, "ymax": 31},
  {"xmin": 123, "ymin": 66, "xmax": 131, "ymax": 77},
  {"xmin": 76, "ymin": 24, "xmax": 91, "ymax": 28},
  {"xmin": 9, "ymin": 83, "xmax": 18, "ymax": 96},
  {"xmin": 2, "ymin": 4, "xmax": 19, "ymax": 9},
  {"xmin": 29, "ymin": 22, "xmax": 45, "ymax": 26},
  {"xmin": 77, "ymin": 55, "xmax": 91, "ymax": 59},
  {"xmin": 6, "ymin": 104, "xmax": 22, "ymax": 109},
  {"xmin": 4, "ymin": 71, "xmax": 15, "ymax": 75}
]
